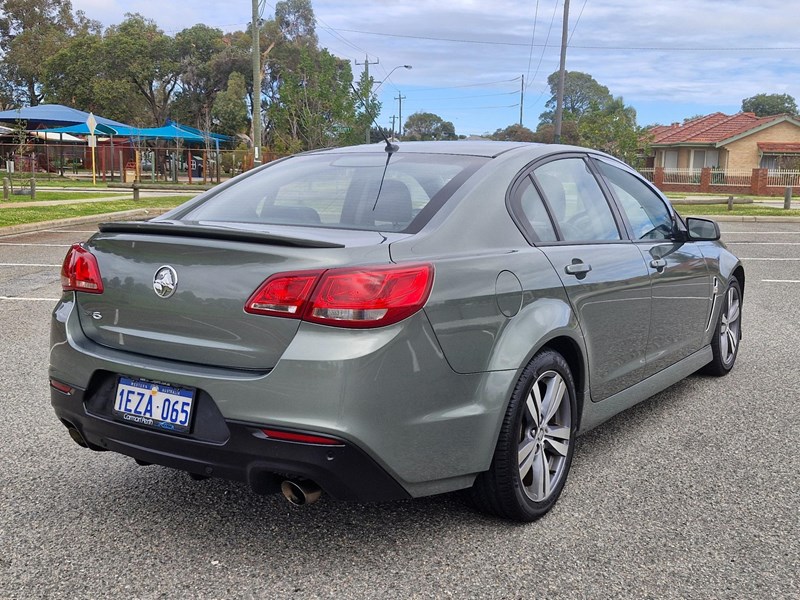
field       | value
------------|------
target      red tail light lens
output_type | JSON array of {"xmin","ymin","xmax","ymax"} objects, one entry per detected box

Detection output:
[
  {"xmin": 260, "ymin": 428, "xmax": 344, "ymax": 446},
  {"xmin": 244, "ymin": 270, "xmax": 323, "ymax": 317},
  {"xmin": 245, "ymin": 264, "xmax": 433, "ymax": 328},
  {"xmin": 61, "ymin": 244, "xmax": 104, "ymax": 294}
]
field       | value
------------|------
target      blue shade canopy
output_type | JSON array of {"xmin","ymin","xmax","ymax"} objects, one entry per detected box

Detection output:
[
  {"xmin": 37, "ymin": 123, "xmax": 208, "ymax": 142},
  {"xmin": 0, "ymin": 104, "xmax": 130, "ymax": 128}
]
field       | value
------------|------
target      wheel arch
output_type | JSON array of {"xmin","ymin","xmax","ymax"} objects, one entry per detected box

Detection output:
[{"xmin": 539, "ymin": 335, "xmax": 586, "ymax": 432}]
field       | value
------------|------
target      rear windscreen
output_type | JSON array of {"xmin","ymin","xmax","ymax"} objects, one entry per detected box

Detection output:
[{"xmin": 179, "ymin": 152, "xmax": 487, "ymax": 233}]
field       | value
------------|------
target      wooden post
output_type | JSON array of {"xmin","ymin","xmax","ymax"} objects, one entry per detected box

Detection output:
[
  {"xmin": 30, "ymin": 153, "xmax": 36, "ymax": 199},
  {"xmin": 785, "ymin": 186, "xmax": 793, "ymax": 210},
  {"xmin": 132, "ymin": 181, "xmax": 140, "ymax": 201},
  {"xmin": 727, "ymin": 195, "xmax": 733, "ymax": 211},
  {"xmin": 2, "ymin": 177, "xmax": 9, "ymax": 201},
  {"xmin": 187, "ymin": 149, "xmax": 192, "ymax": 185}
]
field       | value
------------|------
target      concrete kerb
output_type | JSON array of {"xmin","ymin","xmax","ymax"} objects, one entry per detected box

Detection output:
[{"xmin": 0, "ymin": 208, "xmax": 172, "ymax": 238}]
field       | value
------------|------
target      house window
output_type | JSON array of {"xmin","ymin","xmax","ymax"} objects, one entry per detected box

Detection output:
[
  {"xmin": 663, "ymin": 150, "xmax": 678, "ymax": 169},
  {"xmin": 760, "ymin": 155, "xmax": 778, "ymax": 170},
  {"xmin": 691, "ymin": 149, "xmax": 719, "ymax": 169}
]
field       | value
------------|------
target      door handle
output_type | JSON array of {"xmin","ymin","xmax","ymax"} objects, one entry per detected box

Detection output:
[
  {"xmin": 650, "ymin": 258, "xmax": 667, "ymax": 271},
  {"xmin": 564, "ymin": 262, "xmax": 592, "ymax": 277}
]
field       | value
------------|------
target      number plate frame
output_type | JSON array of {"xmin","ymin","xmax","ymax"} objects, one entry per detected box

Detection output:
[{"xmin": 113, "ymin": 377, "xmax": 195, "ymax": 434}]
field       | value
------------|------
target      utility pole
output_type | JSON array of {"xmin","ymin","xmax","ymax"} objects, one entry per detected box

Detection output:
[
  {"xmin": 390, "ymin": 115, "xmax": 397, "ymax": 139},
  {"xmin": 553, "ymin": 0, "xmax": 570, "ymax": 144},
  {"xmin": 251, "ymin": 0, "xmax": 262, "ymax": 165},
  {"xmin": 519, "ymin": 74, "xmax": 524, "ymax": 127},
  {"xmin": 355, "ymin": 55, "xmax": 379, "ymax": 143},
  {"xmin": 395, "ymin": 92, "xmax": 406, "ymax": 138}
]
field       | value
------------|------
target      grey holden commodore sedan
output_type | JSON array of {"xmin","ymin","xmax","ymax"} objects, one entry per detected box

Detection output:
[{"xmin": 50, "ymin": 141, "xmax": 743, "ymax": 521}]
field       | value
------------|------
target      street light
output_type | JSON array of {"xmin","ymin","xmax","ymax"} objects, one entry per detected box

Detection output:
[{"xmin": 373, "ymin": 65, "xmax": 412, "ymax": 94}]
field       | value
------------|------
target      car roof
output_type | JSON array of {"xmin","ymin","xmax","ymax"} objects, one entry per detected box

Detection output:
[{"xmin": 307, "ymin": 140, "xmax": 543, "ymax": 159}]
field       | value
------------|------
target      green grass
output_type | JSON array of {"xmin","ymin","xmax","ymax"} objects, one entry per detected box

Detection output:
[
  {"xmin": 673, "ymin": 203, "xmax": 800, "ymax": 217},
  {"xmin": 3, "ymin": 190, "xmax": 125, "ymax": 202},
  {"xmin": 0, "ymin": 196, "xmax": 187, "ymax": 227}
]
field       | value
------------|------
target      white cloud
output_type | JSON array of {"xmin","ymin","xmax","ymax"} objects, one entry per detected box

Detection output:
[{"xmin": 69, "ymin": 0, "xmax": 800, "ymax": 134}]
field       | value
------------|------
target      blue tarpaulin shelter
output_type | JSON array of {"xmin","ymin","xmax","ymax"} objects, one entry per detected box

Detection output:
[{"xmin": 0, "ymin": 104, "xmax": 129, "ymax": 128}]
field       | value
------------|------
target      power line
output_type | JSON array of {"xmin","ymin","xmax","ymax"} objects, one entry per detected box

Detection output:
[
  {"xmin": 526, "ymin": 0, "xmax": 561, "ymax": 91},
  {"xmin": 418, "ymin": 90, "xmax": 519, "ymax": 102},
  {"xmin": 333, "ymin": 27, "xmax": 800, "ymax": 51},
  {"xmin": 568, "ymin": 0, "xmax": 589, "ymax": 44},
  {"xmin": 412, "ymin": 77, "xmax": 522, "ymax": 92}
]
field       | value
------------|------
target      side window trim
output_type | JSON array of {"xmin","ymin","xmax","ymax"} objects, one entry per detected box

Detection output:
[{"xmin": 505, "ymin": 174, "xmax": 559, "ymax": 245}]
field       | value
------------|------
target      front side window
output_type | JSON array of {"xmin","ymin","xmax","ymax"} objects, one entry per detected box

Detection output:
[
  {"xmin": 595, "ymin": 160, "xmax": 674, "ymax": 241},
  {"xmin": 179, "ymin": 153, "xmax": 486, "ymax": 233},
  {"xmin": 533, "ymin": 158, "xmax": 621, "ymax": 242}
]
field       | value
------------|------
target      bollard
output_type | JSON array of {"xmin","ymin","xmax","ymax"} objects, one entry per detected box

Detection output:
[
  {"xmin": 30, "ymin": 178, "xmax": 35, "ymax": 200},
  {"xmin": 727, "ymin": 195, "xmax": 733, "ymax": 211},
  {"xmin": 784, "ymin": 186, "xmax": 792, "ymax": 210},
  {"xmin": 132, "ymin": 181, "xmax": 140, "ymax": 202},
  {"xmin": 2, "ymin": 177, "xmax": 9, "ymax": 201}
]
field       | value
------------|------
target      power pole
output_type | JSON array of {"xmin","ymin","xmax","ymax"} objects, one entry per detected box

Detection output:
[
  {"xmin": 554, "ymin": 0, "xmax": 570, "ymax": 144},
  {"xmin": 519, "ymin": 74, "xmax": 524, "ymax": 127},
  {"xmin": 390, "ymin": 115, "xmax": 397, "ymax": 138},
  {"xmin": 395, "ymin": 92, "xmax": 406, "ymax": 138},
  {"xmin": 355, "ymin": 55, "xmax": 379, "ymax": 143},
  {"xmin": 251, "ymin": 0, "xmax": 262, "ymax": 165}
]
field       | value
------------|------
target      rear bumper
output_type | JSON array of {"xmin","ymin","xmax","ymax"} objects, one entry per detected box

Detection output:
[{"xmin": 51, "ymin": 381, "xmax": 410, "ymax": 502}]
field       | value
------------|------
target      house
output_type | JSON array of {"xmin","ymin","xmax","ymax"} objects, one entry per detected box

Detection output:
[{"xmin": 649, "ymin": 112, "xmax": 800, "ymax": 171}]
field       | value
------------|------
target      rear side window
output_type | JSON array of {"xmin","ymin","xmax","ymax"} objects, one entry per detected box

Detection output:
[
  {"xmin": 594, "ymin": 160, "xmax": 674, "ymax": 240},
  {"xmin": 180, "ymin": 153, "xmax": 486, "ymax": 233},
  {"xmin": 533, "ymin": 158, "xmax": 621, "ymax": 242}
]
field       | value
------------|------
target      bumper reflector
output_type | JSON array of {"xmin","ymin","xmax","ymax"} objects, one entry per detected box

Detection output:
[{"xmin": 260, "ymin": 428, "xmax": 344, "ymax": 446}]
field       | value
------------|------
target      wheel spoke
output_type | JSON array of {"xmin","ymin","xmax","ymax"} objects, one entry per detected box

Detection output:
[
  {"xmin": 519, "ymin": 442, "xmax": 536, "ymax": 481},
  {"xmin": 546, "ymin": 425, "xmax": 570, "ymax": 440},
  {"xmin": 727, "ymin": 329, "xmax": 738, "ymax": 354},
  {"xmin": 542, "ymin": 375, "xmax": 566, "ymax": 424},
  {"xmin": 720, "ymin": 328, "xmax": 730, "ymax": 358},
  {"xmin": 526, "ymin": 393, "xmax": 540, "ymax": 429},
  {"xmin": 518, "ymin": 438, "xmax": 536, "ymax": 469},
  {"xmin": 544, "ymin": 437, "xmax": 569, "ymax": 457},
  {"xmin": 532, "ymin": 451, "xmax": 551, "ymax": 499},
  {"xmin": 727, "ymin": 296, "xmax": 740, "ymax": 324}
]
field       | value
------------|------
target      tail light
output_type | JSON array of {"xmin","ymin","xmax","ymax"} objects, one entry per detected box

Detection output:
[
  {"xmin": 61, "ymin": 244, "xmax": 104, "ymax": 294},
  {"xmin": 245, "ymin": 264, "xmax": 433, "ymax": 328}
]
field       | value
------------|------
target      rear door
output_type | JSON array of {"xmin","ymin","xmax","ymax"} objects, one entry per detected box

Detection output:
[
  {"xmin": 591, "ymin": 157, "xmax": 711, "ymax": 376},
  {"xmin": 514, "ymin": 155, "xmax": 652, "ymax": 402}
]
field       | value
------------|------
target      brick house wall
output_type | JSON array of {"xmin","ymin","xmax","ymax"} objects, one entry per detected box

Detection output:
[{"xmin": 723, "ymin": 122, "xmax": 800, "ymax": 170}]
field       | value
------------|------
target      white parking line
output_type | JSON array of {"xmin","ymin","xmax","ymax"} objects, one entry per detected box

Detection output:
[
  {"xmin": 723, "ymin": 231, "xmax": 800, "ymax": 234},
  {"xmin": 739, "ymin": 257, "xmax": 800, "ymax": 261},
  {"xmin": 0, "ymin": 242, "xmax": 71, "ymax": 247},
  {"xmin": 762, "ymin": 279, "xmax": 800, "ymax": 283},
  {"xmin": 725, "ymin": 242, "xmax": 800, "ymax": 245},
  {"xmin": 0, "ymin": 296, "xmax": 59, "ymax": 302},
  {"xmin": 0, "ymin": 263, "xmax": 60, "ymax": 267}
]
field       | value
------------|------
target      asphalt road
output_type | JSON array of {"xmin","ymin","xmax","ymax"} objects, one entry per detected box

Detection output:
[{"xmin": 0, "ymin": 221, "xmax": 797, "ymax": 599}]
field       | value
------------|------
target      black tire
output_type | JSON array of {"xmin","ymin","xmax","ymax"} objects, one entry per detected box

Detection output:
[
  {"xmin": 470, "ymin": 349, "xmax": 577, "ymax": 522},
  {"xmin": 703, "ymin": 278, "xmax": 742, "ymax": 376}
]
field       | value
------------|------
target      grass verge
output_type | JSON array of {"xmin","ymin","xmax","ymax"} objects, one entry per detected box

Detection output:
[
  {"xmin": 3, "ymin": 191, "xmax": 125, "ymax": 202},
  {"xmin": 673, "ymin": 203, "xmax": 800, "ymax": 217},
  {"xmin": 0, "ymin": 196, "xmax": 187, "ymax": 227}
]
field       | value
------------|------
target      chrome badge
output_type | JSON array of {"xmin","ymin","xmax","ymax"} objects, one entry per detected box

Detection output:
[{"xmin": 153, "ymin": 266, "xmax": 178, "ymax": 299}]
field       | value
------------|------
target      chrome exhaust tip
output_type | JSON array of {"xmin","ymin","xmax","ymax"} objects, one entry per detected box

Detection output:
[{"xmin": 280, "ymin": 479, "xmax": 322, "ymax": 506}]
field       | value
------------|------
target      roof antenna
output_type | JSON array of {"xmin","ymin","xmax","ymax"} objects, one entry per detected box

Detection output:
[{"xmin": 350, "ymin": 82, "xmax": 398, "ymax": 154}]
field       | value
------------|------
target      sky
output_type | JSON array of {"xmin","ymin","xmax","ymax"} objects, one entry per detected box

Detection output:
[{"xmin": 70, "ymin": 0, "xmax": 800, "ymax": 137}]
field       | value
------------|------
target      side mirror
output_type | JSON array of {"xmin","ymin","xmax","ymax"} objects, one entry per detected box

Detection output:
[{"xmin": 686, "ymin": 217, "xmax": 720, "ymax": 241}]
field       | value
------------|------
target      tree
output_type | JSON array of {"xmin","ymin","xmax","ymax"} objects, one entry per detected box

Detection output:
[
  {"xmin": 212, "ymin": 72, "xmax": 249, "ymax": 136},
  {"xmin": 741, "ymin": 93, "xmax": 797, "ymax": 117},
  {"xmin": 490, "ymin": 124, "xmax": 536, "ymax": 142},
  {"xmin": 267, "ymin": 46, "xmax": 358, "ymax": 152},
  {"xmin": 0, "ymin": 0, "xmax": 80, "ymax": 105},
  {"xmin": 103, "ymin": 13, "xmax": 180, "ymax": 125},
  {"xmin": 578, "ymin": 97, "xmax": 648, "ymax": 166},
  {"xmin": 403, "ymin": 112, "xmax": 456, "ymax": 141},
  {"xmin": 531, "ymin": 121, "xmax": 580, "ymax": 145},
  {"xmin": 538, "ymin": 71, "xmax": 612, "ymax": 126},
  {"xmin": 41, "ymin": 30, "xmax": 150, "ymax": 124}
]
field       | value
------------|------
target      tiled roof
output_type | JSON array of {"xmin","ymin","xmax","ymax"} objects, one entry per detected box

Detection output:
[
  {"xmin": 757, "ymin": 142, "xmax": 800, "ymax": 153},
  {"xmin": 650, "ymin": 112, "xmax": 789, "ymax": 145}
]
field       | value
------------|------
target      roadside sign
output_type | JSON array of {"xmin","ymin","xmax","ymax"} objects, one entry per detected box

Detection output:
[
  {"xmin": 87, "ymin": 113, "xmax": 97, "ymax": 135},
  {"xmin": 87, "ymin": 135, "xmax": 97, "ymax": 148}
]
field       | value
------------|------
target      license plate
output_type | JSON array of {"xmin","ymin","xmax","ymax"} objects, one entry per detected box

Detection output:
[{"xmin": 113, "ymin": 377, "xmax": 195, "ymax": 433}]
